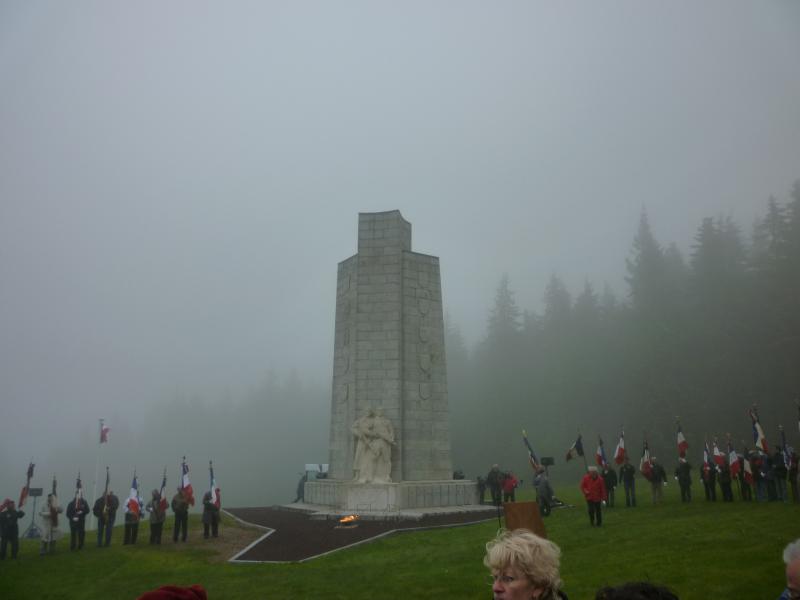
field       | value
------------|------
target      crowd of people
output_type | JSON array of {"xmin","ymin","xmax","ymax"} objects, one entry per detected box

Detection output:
[
  {"xmin": 482, "ymin": 442, "xmax": 799, "ymax": 533},
  {"xmin": 0, "ymin": 487, "xmax": 221, "ymax": 559}
]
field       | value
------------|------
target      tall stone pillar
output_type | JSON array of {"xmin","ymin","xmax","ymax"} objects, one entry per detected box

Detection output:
[
  {"xmin": 306, "ymin": 211, "xmax": 476, "ymax": 512},
  {"xmin": 329, "ymin": 210, "xmax": 451, "ymax": 481}
]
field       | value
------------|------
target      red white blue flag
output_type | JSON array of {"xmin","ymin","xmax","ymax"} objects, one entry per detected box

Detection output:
[
  {"xmin": 640, "ymin": 440, "xmax": 652, "ymax": 479},
  {"xmin": 74, "ymin": 473, "xmax": 83, "ymax": 503},
  {"xmin": 728, "ymin": 442, "xmax": 740, "ymax": 480},
  {"xmin": 596, "ymin": 437, "xmax": 609, "ymax": 467},
  {"xmin": 565, "ymin": 434, "xmax": 584, "ymax": 461},
  {"xmin": 125, "ymin": 472, "xmax": 142, "ymax": 518},
  {"xmin": 677, "ymin": 424, "xmax": 689, "ymax": 458},
  {"xmin": 712, "ymin": 440, "xmax": 726, "ymax": 467},
  {"xmin": 99, "ymin": 419, "xmax": 110, "ymax": 444},
  {"xmin": 158, "ymin": 469, "xmax": 168, "ymax": 513},
  {"xmin": 181, "ymin": 459, "xmax": 195, "ymax": 506},
  {"xmin": 614, "ymin": 431, "xmax": 626, "ymax": 465},
  {"xmin": 743, "ymin": 451, "xmax": 754, "ymax": 485},
  {"xmin": 522, "ymin": 430, "xmax": 541, "ymax": 471},
  {"xmin": 18, "ymin": 462, "xmax": 34, "ymax": 508},
  {"xmin": 209, "ymin": 462, "xmax": 221, "ymax": 509},
  {"xmin": 749, "ymin": 409, "xmax": 768, "ymax": 453}
]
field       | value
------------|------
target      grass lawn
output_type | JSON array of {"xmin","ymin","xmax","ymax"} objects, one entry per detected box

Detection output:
[{"xmin": 0, "ymin": 484, "xmax": 797, "ymax": 599}]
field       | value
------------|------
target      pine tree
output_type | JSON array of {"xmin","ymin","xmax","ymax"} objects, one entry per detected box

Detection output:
[{"xmin": 487, "ymin": 274, "xmax": 521, "ymax": 342}]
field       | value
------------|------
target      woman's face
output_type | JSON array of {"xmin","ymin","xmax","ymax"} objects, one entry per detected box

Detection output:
[{"xmin": 490, "ymin": 566, "xmax": 544, "ymax": 600}]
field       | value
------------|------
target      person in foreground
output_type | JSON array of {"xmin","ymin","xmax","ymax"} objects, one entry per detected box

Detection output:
[
  {"xmin": 779, "ymin": 538, "xmax": 800, "ymax": 600},
  {"xmin": 580, "ymin": 466, "xmax": 607, "ymax": 527},
  {"xmin": 484, "ymin": 529, "xmax": 568, "ymax": 600}
]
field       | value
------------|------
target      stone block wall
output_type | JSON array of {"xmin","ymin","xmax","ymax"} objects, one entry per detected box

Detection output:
[{"xmin": 327, "ymin": 210, "xmax": 452, "ymax": 482}]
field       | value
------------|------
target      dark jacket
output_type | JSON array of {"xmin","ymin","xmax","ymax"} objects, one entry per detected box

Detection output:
[
  {"xmin": 0, "ymin": 508, "xmax": 25, "ymax": 537},
  {"xmin": 92, "ymin": 494, "xmax": 119, "ymax": 521},
  {"xmin": 171, "ymin": 492, "xmax": 189, "ymax": 514},
  {"xmin": 675, "ymin": 461, "xmax": 692, "ymax": 486},
  {"xmin": 602, "ymin": 468, "xmax": 618, "ymax": 489},
  {"xmin": 147, "ymin": 498, "xmax": 167, "ymax": 524},
  {"xmin": 619, "ymin": 463, "xmax": 636, "ymax": 485},
  {"xmin": 486, "ymin": 468, "xmax": 502, "ymax": 492},
  {"xmin": 719, "ymin": 465, "xmax": 732, "ymax": 485},
  {"xmin": 202, "ymin": 493, "xmax": 220, "ymax": 525},
  {"xmin": 650, "ymin": 464, "xmax": 667, "ymax": 484},
  {"xmin": 66, "ymin": 498, "xmax": 90, "ymax": 524}
]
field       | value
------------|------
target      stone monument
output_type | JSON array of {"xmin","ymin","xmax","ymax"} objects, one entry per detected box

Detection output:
[{"xmin": 304, "ymin": 211, "xmax": 477, "ymax": 513}]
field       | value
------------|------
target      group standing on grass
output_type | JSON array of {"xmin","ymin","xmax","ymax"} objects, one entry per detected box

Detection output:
[{"xmin": 0, "ymin": 459, "xmax": 221, "ymax": 559}]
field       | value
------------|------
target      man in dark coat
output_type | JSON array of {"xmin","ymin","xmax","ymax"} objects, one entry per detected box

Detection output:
[
  {"xmin": 293, "ymin": 473, "xmax": 308, "ymax": 503},
  {"xmin": 146, "ymin": 489, "xmax": 166, "ymax": 545},
  {"xmin": 476, "ymin": 476, "xmax": 487, "ymax": 505},
  {"xmin": 702, "ymin": 462, "xmax": 717, "ymax": 501},
  {"xmin": 789, "ymin": 451, "xmax": 799, "ymax": 503},
  {"xmin": 486, "ymin": 465, "xmax": 503, "ymax": 506},
  {"xmin": 719, "ymin": 464, "xmax": 734, "ymax": 502},
  {"xmin": 66, "ymin": 494, "xmax": 90, "ymax": 550},
  {"xmin": 123, "ymin": 498, "xmax": 142, "ymax": 545},
  {"xmin": 602, "ymin": 465, "xmax": 618, "ymax": 508},
  {"xmin": 619, "ymin": 456, "xmax": 636, "ymax": 507},
  {"xmin": 649, "ymin": 457, "xmax": 667, "ymax": 504},
  {"xmin": 201, "ymin": 491, "xmax": 220, "ymax": 539},
  {"xmin": 0, "ymin": 500, "xmax": 25, "ymax": 560},
  {"xmin": 92, "ymin": 490, "xmax": 119, "ymax": 547},
  {"xmin": 775, "ymin": 449, "xmax": 789, "ymax": 502},
  {"xmin": 171, "ymin": 488, "xmax": 190, "ymax": 543},
  {"xmin": 675, "ymin": 458, "xmax": 692, "ymax": 502}
]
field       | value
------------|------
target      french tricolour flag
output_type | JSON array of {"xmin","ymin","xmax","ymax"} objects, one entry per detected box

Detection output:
[
  {"xmin": 209, "ymin": 463, "xmax": 221, "ymax": 509},
  {"xmin": 596, "ymin": 437, "xmax": 609, "ymax": 468},
  {"xmin": 181, "ymin": 460, "xmax": 195, "ymax": 506},
  {"xmin": 614, "ymin": 431, "xmax": 626, "ymax": 465},
  {"xmin": 677, "ymin": 424, "xmax": 689, "ymax": 458},
  {"xmin": 743, "ymin": 454, "xmax": 754, "ymax": 485},
  {"xmin": 749, "ymin": 410, "xmax": 769, "ymax": 454},
  {"xmin": 640, "ymin": 441, "xmax": 652, "ymax": 479},
  {"xmin": 158, "ymin": 471, "xmax": 168, "ymax": 513},
  {"xmin": 125, "ymin": 473, "xmax": 141, "ymax": 518},
  {"xmin": 728, "ymin": 442, "xmax": 740, "ymax": 479},
  {"xmin": 99, "ymin": 419, "xmax": 110, "ymax": 444},
  {"xmin": 712, "ymin": 441, "xmax": 726, "ymax": 467}
]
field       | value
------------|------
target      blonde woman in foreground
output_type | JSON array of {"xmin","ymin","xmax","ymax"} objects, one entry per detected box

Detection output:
[{"xmin": 484, "ymin": 529, "xmax": 568, "ymax": 600}]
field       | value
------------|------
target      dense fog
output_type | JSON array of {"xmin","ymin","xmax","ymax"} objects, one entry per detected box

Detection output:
[{"xmin": 1, "ymin": 2, "xmax": 799, "ymax": 507}]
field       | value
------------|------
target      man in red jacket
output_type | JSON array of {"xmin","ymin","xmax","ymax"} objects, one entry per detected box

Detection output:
[{"xmin": 580, "ymin": 466, "xmax": 608, "ymax": 527}]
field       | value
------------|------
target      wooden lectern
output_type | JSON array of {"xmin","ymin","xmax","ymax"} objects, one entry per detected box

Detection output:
[{"xmin": 503, "ymin": 501, "xmax": 547, "ymax": 538}]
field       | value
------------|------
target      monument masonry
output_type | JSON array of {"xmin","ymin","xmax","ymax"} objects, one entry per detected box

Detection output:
[{"xmin": 304, "ymin": 211, "xmax": 477, "ymax": 512}]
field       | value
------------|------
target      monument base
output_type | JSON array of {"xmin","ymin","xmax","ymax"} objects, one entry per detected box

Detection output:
[{"xmin": 305, "ymin": 479, "xmax": 478, "ymax": 512}]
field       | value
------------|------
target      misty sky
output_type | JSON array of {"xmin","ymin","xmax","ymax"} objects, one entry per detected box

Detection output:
[{"xmin": 1, "ymin": 2, "xmax": 799, "ymax": 485}]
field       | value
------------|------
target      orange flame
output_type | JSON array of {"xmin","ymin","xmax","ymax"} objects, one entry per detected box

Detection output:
[{"xmin": 339, "ymin": 514, "xmax": 359, "ymax": 523}]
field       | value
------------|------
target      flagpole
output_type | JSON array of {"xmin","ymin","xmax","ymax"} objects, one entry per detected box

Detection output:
[
  {"xmin": 581, "ymin": 430, "xmax": 588, "ymax": 472},
  {"xmin": 90, "ymin": 419, "xmax": 102, "ymax": 531}
]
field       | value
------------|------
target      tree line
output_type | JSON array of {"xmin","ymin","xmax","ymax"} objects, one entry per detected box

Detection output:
[{"xmin": 448, "ymin": 182, "xmax": 800, "ymax": 482}]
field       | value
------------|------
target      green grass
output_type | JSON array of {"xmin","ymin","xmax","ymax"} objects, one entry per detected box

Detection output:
[{"xmin": 1, "ymin": 486, "xmax": 797, "ymax": 599}]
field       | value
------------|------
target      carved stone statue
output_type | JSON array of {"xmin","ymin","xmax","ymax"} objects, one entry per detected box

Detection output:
[
  {"xmin": 352, "ymin": 408, "xmax": 376, "ymax": 483},
  {"xmin": 351, "ymin": 407, "xmax": 395, "ymax": 483},
  {"xmin": 371, "ymin": 408, "xmax": 395, "ymax": 483}
]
